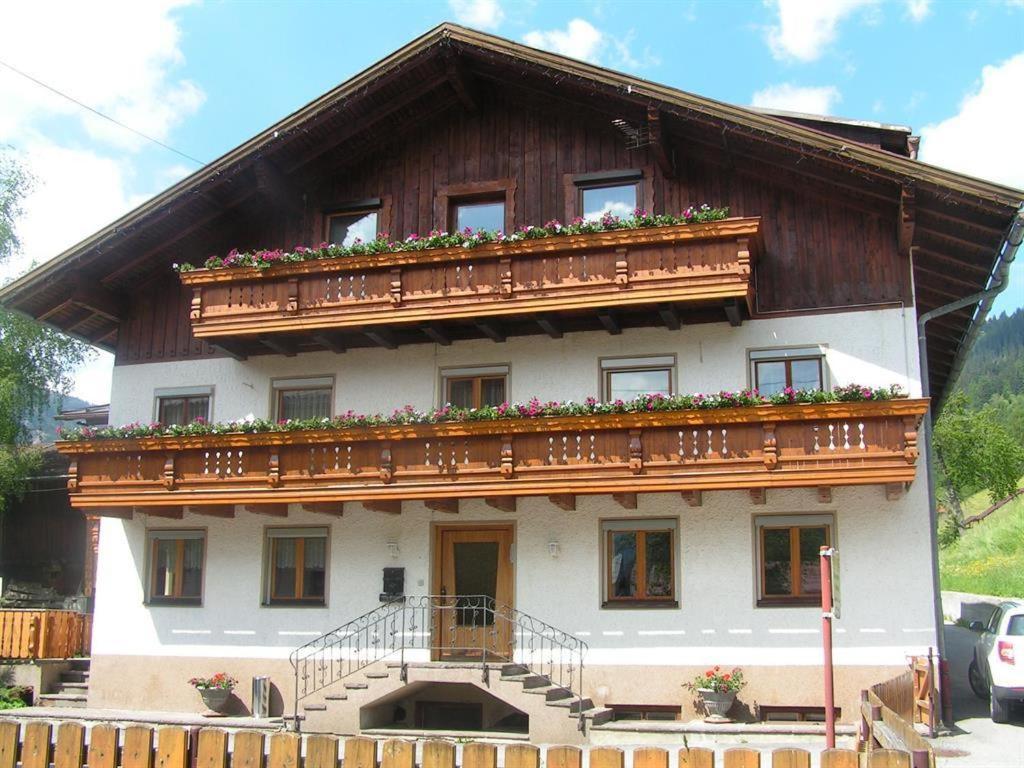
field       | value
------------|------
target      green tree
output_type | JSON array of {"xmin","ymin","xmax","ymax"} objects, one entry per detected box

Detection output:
[{"xmin": 0, "ymin": 152, "xmax": 91, "ymax": 513}]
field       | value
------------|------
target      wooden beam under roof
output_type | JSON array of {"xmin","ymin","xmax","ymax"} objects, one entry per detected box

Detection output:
[
  {"xmin": 444, "ymin": 52, "xmax": 479, "ymax": 113},
  {"xmin": 597, "ymin": 309, "xmax": 621, "ymax": 335},
  {"xmin": 422, "ymin": 323, "xmax": 452, "ymax": 346},
  {"xmin": 188, "ymin": 505, "xmax": 235, "ymax": 518},
  {"xmin": 484, "ymin": 496, "xmax": 516, "ymax": 513},
  {"xmin": 246, "ymin": 503, "xmax": 289, "ymax": 517},
  {"xmin": 647, "ymin": 106, "xmax": 676, "ymax": 179},
  {"xmin": 139, "ymin": 505, "xmax": 184, "ymax": 519},
  {"xmin": 425, "ymin": 499, "xmax": 459, "ymax": 514},
  {"xmin": 365, "ymin": 500, "xmax": 402, "ymax": 514},
  {"xmin": 536, "ymin": 317, "xmax": 563, "ymax": 339},
  {"xmin": 365, "ymin": 328, "xmax": 398, "ymax": 349},
  {"xmin": 612, "ymin": 492, "xmax": 637, "ymax": 509},
  {"xmin": 475, "ymin": 320, "xmax": 506, "ymax": 343},
  {"xmin": 549, "ymin": 494, "xmax": 576, "ymax": 511},
  {"xmin": 302, "ymin": 502, "xmax": 344, "ymax": 516},
  {"xmin": 254, "ymin": 158, "xmax": 303, "ymax": 216}
]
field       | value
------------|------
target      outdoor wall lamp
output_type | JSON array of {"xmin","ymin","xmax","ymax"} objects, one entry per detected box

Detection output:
[
  {"xmin": 386, "ymin": 540, "xmax": 400, "ymax": 559},
  {"xmin": 548, "ymin": 540, "xmax": 561, "ymax": 558}
]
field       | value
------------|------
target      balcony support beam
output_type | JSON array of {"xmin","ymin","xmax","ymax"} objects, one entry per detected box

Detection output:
[
  {"xmin": 246, "ymin": 503, "xmax": 289, "ymax": 517},
  {"xmin": 139, "ymin": 505, "xmax": 183, "ymax": 519},
  {"xmin": 475, "ymin": 320, "xmax": 506, "ymax": 343},
  {"xmin": 817, "ymin": 486, "xmax": 833, "ymax": 504},
  {"xmin": 612, "ymin": 492, "xmax": 637, "ymax": 509},
  {"xmin": 259, "ymin": 336, "xmax": 297, "ymax": 357},
  {"xmin": 213, "ymin": 340, "xmax": 248, "ymax": 361},
  {"xmin": 188, "ymin": 505, "xmax": 235, "ymax": 518},
  {"xmin": 302, "ymin": 502, "xmax": 344, "ymax": 516},
  {"xmin": 597, "ymin": 309, "xmax": 622, "ymax": 335},
  {"xmin": 84, "ymin": 507, "xmax": 133, "ymax": 519},
  {"xmin": 422, "ymin": 324, "xmax": 452, "ymax": 346},
  {"xmin": 749, "ymin": 488, "xmax": 766, "ymax": 505},
  {"xmin": 658, "ymin": 304, "xmax": 682, "ymax": 331},
  {"xmin": 365, "ymin": 500, "xmax": 402, "ymax": 515},
  {"xmin": 365, "ymin": 329, "xmax": 398, "ymax": 350},
  {"xmin": 549, "ymin": 494, "xmax": 576, "ymax": 511},
  {"xmin": 536, "ymin": 317, "xmax": 563, "ymax": 339},
  {"xmin": 724, "ymin": 299, "xmax": 743, "ymax": 327},
  {"xmin": 425, "ymin": 499, "xmax": 459, "ymax": 514},
  {"xmin": 313, "ymin": 333, "xmax": 347, "ymax": 354},
  {"xmin": 681, "ymin": 490, "xmax": 702, "ymax": 507},
  {"xmin": 485, "ymin": 496, "xmax": 516, "ymax": 513},
  {"xmin": 885, "ymin": 482, "xmax": 905, "ymax": 501}
]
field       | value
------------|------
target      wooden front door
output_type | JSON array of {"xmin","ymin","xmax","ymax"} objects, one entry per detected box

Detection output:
[{"xmin": 433, "ymin": 525, "xmax": 514, "ymax": 660}]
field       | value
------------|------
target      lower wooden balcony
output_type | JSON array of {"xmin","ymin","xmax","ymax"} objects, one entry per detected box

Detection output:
[
  {"xmin": 178, "ymin": 218, "xmax": 760, "ymax": 354},
  {"xmin": 58, "ymin": 400, "xmax": 928, "ymax": 516}
]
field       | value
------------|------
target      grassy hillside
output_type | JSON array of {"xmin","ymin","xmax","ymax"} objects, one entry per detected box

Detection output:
[{"xmin": 940, "ymin": 485, "xmax": 1024, "ymax": 598}]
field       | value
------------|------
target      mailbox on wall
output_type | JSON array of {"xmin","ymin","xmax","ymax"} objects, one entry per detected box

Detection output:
[{"xmin": 381, "ymin": 567, "xmax": 405, "ymax": 602}]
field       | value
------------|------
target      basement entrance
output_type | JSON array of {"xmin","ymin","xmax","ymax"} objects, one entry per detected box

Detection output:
[{"xmin": 360, "ymin": 681, "xmax": 528, "ymax": 734}]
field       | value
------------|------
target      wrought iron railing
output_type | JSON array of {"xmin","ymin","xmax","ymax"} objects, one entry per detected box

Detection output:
[{"xmin": 289, "ymin": 595, "xmax": 587, "ymax": 729}]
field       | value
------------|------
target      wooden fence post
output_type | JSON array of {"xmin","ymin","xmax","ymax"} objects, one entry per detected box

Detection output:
[
  {"xmin": 770, "ymin": 749, "xmax": 810, "ymax": 768},
  {"xmin": 21, "ymin": 722, "xmax": 52, "ymax": 768},
  {"xmin": 866, "ymin": 751, "xmax": 910, "ymax": 768},
  {"xmin": 267, "ymin": 733, "xmax": 300, "ymax": 768},
  {"xmin": 632, "ymin": 749, "xmax": 667, "ymax": 768},
  {"xmin": 722, "ymin": 749, "xmax": 759, "ymax": 768},
  {"xmin": 380, "ymin": 741, "xmax": 414, "ymax": 768},
  {"xmin": 0, "ymin": 721, "xmax": 19, "ymax": 768},
  {"xmin": 231, "ymin": 732, "xmax": 265, "ymax": 768},
  {"xmin": 589, "ymin": 748, "xmax": 624, "ymax": 768},
  {"xmin": 503, "ymin": 745, "xmax": 540, "ymax": 768},
  {"xmin": 87, "ymin": 724, "xmax": 119, "ymax": 768},
  {"xmin": 820, "ymin": 750, "xmax": 859, "ymax": 768},
  {"xmin": 421, "ymin": 741, "xmax": 455, "ymax": 768},
  {"xmin": 54, "ymin": 723, "xmax": 85, "ymax": 768},
  {"xmin": 305, "ymin": 735, "xmax": 339, "ymax": 768},
  {"xmin": 678, "ymin": 747, "xmax": 714, "ymax": 768},
  {"xmin": 196, "ymin": 729, "xmax": 228, "ymax": 768},
  {"xmin": 545, "ymin": 747, "xmax": 582, "ymax": 768},
  {"xmin": 462, "ymin": 743, "xmax": 496, "ymax": 768},
  {"xmin": 156, "ymin": 727, "xmax": 189, "ymax": 768},
  {"xmin": 344, "ymin": 737, "xmax": 378, "ymax": 768},
  {"xmin": 123, "ymin": 726, "xmax": 155, "ymax": 768}
]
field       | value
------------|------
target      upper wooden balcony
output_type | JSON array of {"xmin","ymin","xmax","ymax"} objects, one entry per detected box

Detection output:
[
  {"xmin": 58, "ymin": 399, "xmax": 927, "ymax": 517},
  {"xmin": 179, "ymin": 219, "xmax": 761, "ymax": 353}
]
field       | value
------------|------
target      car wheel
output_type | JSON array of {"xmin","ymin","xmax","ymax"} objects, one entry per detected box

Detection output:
[
  {"xmin": 990, "ymin": 688, "xmax": 1010, "ymax": 724},
  {"xmin": 968, "ymin": 660, "xmax": 989, "ymax": 700}
]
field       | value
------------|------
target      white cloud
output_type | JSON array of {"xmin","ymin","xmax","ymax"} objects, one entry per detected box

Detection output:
[
  {"xmin": 448, "ymin": 0, "xmax": 505, "ymax": 31},
  {"xmin": 751, "ymin": 83, "xmax": 842, "ymax": 115},
  {"xmin": 522, "ymin": 19, "xmax": 657, "ymax": 69},
  {"xmin": 764, "ymin": 0, "xmax": 878, "ymax": 62},
  {"xmin": 919, "ymin": 53, "xmax": 1024, "ymax": 190},
  {"xmin": 905, "ymin": 0, "xmax": 931, "ymax": 22}
]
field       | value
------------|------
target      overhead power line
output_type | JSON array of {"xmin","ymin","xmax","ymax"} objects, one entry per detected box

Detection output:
[{"xmin": 0, "ymin": 58, "xmax": 207, "ymax": 167}]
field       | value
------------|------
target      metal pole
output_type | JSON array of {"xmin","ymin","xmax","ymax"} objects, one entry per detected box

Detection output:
[{"xmin": 820, "ymin": 545, "xmax": 836, "ymax": 749}]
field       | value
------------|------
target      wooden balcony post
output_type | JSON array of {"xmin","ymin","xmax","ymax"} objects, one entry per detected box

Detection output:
[
  {"xmin": 67, "ymin": 459, "xmax": 79, "ymax": 492},
  {"xmin": 500, "ymin": 435, "xmax": 514, "ymax": 478},
  {"xmin": 737, "ymin": 237, "xmax": 752, "ymax": 278},
  {"xmin": 380, "ymin": 442, "xmax": 394, "ymax": 483},
  {"xmin": 903, "ymin": 417, "xmax": 919, "ymax": 464},
  {"xmin": 615, "ymin": 248, "xmax": 630, "ymax": 285},
  {"xmin": 189, "ymin": 287, "xmax": 202, "ymax": 321},
  {"xmin": 499, "ymin": 257, "xmax": 513, "ymax": 297},
  {"xmin": 389, "ymin": 267, "xmax": 402, "ymax": 305},
  {"xmin": 268, "ymin": 453, "xmax": 281, "ymax": 487},
  {"xmin": 763, "ymin": 423, "xmax": 778, "ymax": 469},
  {"xmin": 286, "ymin": 277, "xmax": 299, "ymax": 313},
  {"xmin": 162, "ymin": 453, "xmax": 176, "ymax": 490},
  {"xmin": 629, "ymin": 429, "xmax": 643, "ymax": 474}
]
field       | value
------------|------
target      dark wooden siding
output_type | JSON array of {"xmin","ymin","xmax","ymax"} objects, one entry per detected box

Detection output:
[{"xmin": 116, "ymin": 89, "xmax": 909, "ymax": 365}]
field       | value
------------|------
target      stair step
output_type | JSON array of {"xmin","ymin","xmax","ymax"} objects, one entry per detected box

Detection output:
[
  {"xmin": 302, "ymin": 704, "xmax": 327, "ymax": 711},
  {"xmin": 547, "ymin": 697, "xmax": 593, "ymax": 712},
  {"xmin": 60, "ymin": 671, "xmax": 89, "ymax": 683},
  {"xmin": 344, "ymin": 682, "xmax": 369, "ymax": 690},
  {"xmin": 37, "ymin": 693, "xmax": 87, "ymax": 708},
  {"xmin": 68, "ymin": 659, "xmax": 91, "ymax": 671},
  {"xmin": 501, "ymin": 664, "xmax": 529, "ymax": 677},
  {"xmin": 325, "ymin": 694, "xmax": 348, "ymax": 701},
  {"xmin": 520, "ymin": 675, "xmax": 551, "ymax": 690},
  {"xmin": 545, "ymin": 687, "xmax": 574, "ymax": 702},
  {"xmin": 582, "ymin": 707, "xmax": 614, "ymax": 725},
  {"xmin": 58, "ymin": 682, "xmax": 89, "ymax": 692},
  {"xmin": 522, "ymin": 685, "xmax": 561, "ymax": 696},
  {"xmin": 364, "ymin": 672, "xmax": 389, "ymax": 679}
]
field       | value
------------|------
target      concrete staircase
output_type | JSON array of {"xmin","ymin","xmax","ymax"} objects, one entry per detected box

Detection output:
[
  {"xmin": 298, "ymin": 660, "xmax": 611, "ymax": 743},
  {"xmin": 37, "ymin": 659, "xmax": 89, "ymax": 708}
]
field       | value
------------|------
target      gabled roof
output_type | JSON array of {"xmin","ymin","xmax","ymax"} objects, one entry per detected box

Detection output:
[{"xmin": 1, "ymin": 23, "xmax": 1020, "ymax": 402}]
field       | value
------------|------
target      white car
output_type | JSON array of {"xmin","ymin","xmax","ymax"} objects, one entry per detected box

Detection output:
[{"xmin": 969, "ymin": 600, "xmax": 1024, "ymax": 723}]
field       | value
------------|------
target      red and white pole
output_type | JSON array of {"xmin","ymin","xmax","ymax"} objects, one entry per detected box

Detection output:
[{"xmin": 820, "ymin": 545, "xmax": 836, "ymax": 749}]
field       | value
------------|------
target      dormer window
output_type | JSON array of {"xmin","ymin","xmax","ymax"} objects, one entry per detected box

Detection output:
[{"xmin": 325, "ymin": 200, "xmax": 380, "ymax": 246}]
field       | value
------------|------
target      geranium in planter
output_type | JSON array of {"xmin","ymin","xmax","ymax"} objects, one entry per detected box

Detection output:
[
  {"xmin": 684, "ymin": 666, "xmax": 745, "ymax": 722},
  {"xmin": 189, "ymin": 673, "xmax": 237, "ymax": 714}
]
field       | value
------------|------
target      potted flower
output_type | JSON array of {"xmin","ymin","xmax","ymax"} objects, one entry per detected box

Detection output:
[
  {"xmin": 188, "ymin": 673, "xmax": 237, "ymax": 714},
  {"xmin": 685, "ymin": 666, "xmax": 745, "ymax": 722}
]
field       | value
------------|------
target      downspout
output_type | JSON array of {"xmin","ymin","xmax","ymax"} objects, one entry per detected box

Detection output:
[{"xmin": 917, "ymin": 210, "xmax": 1023, "ymax": 726}]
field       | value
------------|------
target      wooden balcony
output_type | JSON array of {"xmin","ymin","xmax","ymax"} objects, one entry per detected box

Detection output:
[
  {"xmin": 179, "ymin": 218, "xmax": 761, "ymax": 351},
  {"xmin": 0, "ymin": 610, "xmax": 92, "ymax": 660},
  {"xmin": 58, "ymin": 399, "xmax": 927, "ymax": 516}
]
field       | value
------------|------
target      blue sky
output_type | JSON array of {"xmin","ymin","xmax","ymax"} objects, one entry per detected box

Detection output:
[{"xmin": 1, "ymin": 0, "xmax": 1022, "ymax": 403}]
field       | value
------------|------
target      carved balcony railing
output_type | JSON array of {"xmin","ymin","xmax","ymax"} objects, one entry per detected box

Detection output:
[
  {"xmin": 57, "ymin": 399, "xmax": 927, "ymax": 514},
  {"xmin": 178, "ymin": 218, "xmax": 761, "ymax": 342}
]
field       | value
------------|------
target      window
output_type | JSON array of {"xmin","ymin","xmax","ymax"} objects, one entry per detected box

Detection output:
[
  {"xmin": 147, "ymin": 530, "xmax": 205, "ymax": 605},
  {"xmin": 154, "ymin": 386, "xmax": 212, "ymax": 425},
  {"xmin": 441, "ymin": 366, "xmax": 508, "ymax": 409},
  {"xmin": 572, "ymin": 170, "xmax": 643, "ymax": 221},
  {"xmin": 602, "ymin": 519, "xmax": 677, "ymax": 606},
  {"xmin": 609, "ymin": 704, "xmax": 681, "ymax": 722},
  {"xmin": 272, "ymin": 377, "xmax": 333, "ymax": 421},
  {"xmin": 1007, "ymin": 615, "xmax": 1024, "ymax": 636},
  {"xmin": 326, "ymin": 207, "xmax": 378, "ymax": 247},
  {"xmin": 601, "ymin": 356, "xmax": 674, "ymax": 402},
  {"xmin": 452, "ymin": 198, "xmax": 505, "ymax": 233},
  {"xmin": 264, "ymin": 528, "xmax": 328, "ymax": 605},
  {"xmin": 749, "ymin": 347, "xmax": 826, "ymax": 396},
  {"xmin": 756, "ymin": 516, "xmax": 832, "ymax": 606}
]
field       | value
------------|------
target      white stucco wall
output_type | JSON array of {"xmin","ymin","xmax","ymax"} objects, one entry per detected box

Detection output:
[
  {"xmin": 107, "ymin": 307, "xmax": 922, "ymax": 426},
  {"xmin": 92, "ymin": 482, "xmax": 937, "ymax": 667}
]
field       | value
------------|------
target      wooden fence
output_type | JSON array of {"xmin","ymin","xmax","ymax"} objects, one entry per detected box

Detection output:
[
  {"xmin": 0, "ymin": 721, "xmax": 920, "ymax": 768},
  {"xmin": 861, "ymin": 657, "xmax": 936, "ymax": 768},
  {"xmin": 0, "ymin": 610, "xmax": 92, "ymax": 660}
]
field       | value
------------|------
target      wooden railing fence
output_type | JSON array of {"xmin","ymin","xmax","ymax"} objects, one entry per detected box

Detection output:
[
  {"xmin": 0, "ymin": 721, "xmax": 919, "ymax": 768},
  {"xmin": 860, "ymin": 655, "xmax": 937, "ymax": 768},
  {"xmin": 0, "ymin": 611, "xmax": 91, "ymax": 660}
]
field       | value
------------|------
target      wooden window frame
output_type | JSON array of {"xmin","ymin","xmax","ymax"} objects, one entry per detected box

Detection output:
[
  {"xmin": 602, "ymin": 521, "xmax": 677, "ymax": 607},
  {"xmin": 156, "ymin": 395, "xmax": 210, "ymax": 425},
  {"xmin": 607, "ymin": 704, "xmax": 681, "ymax": 721},
  {"xmin": 263, "ymin": 528, "xmax": 329, "ymax": 607},
  {"xmin": 444, "ymin": 375, "xmax": 507, "ymax": 409},
  {"xmin": 435, "ymin": 180, "xmax": 516, "ymax": 234},
  {"xmin": 271, "ymin": 376, "xmax": 335, "ymax": 421},
  {"xmin": 439, "ymin": 366, "xmax": 509, "ymax": 409},
  {"xmin": 564, "ymin": 168, "xmax": 654, "ymax": 222},
  {"xmin": 146, "ymin": 530, "xmax": 205, "ymax": 606},
  {"xmin": 753, "ymin": 357, "xmax": 824, "ymax": 393},
  {"xmin": 756, "ymin": 519, "xmax": 832, "ymax": 607},
  {"xmin": 320, "ymin": 196, "xmax": 391, "ymax": 243},
  {"xmin": 600, "ymin": 356, "xmax": 675, "ymax": 402}
]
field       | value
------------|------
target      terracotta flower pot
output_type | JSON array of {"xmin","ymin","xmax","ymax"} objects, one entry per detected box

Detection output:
[
  {"xmin": 198, "ymin": 687, "xmax": 231, "ymax": 714},
  {"xmin": 697, "ymin": 688, "xmax": 736, "ymax": 722}
]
